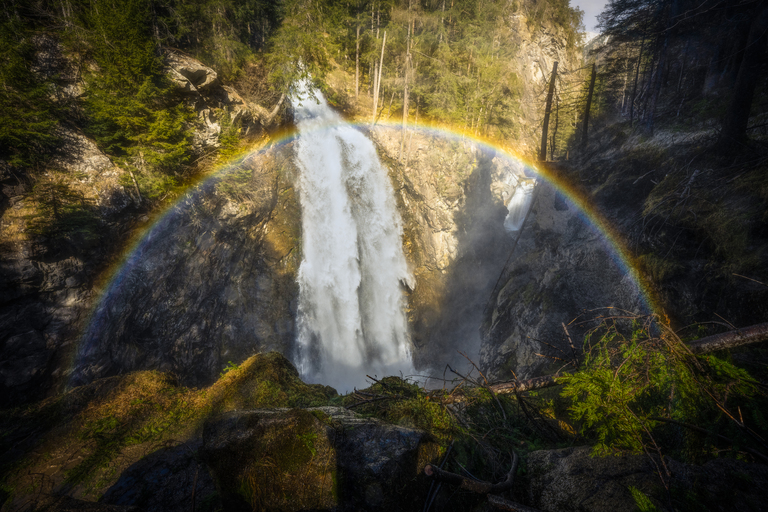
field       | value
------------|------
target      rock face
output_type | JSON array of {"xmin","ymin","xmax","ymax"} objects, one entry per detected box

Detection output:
[
  {"xmin": 73, "ymin": 147, "xmax": 302, "ymax": 388},
  {"xmin": 480, "ymin": 179, "xmax": 647, "ymax": 382},
  {"xmin": 0, "ymin": 44, "xmax": 288, "ymax": 406},
  {"xmin": 528, "ymin": 446, "xmax": 768, "ymax": 512},
  {"xmin": 367, "ymin": 125, "xmax": 532, "ymax": 372},
  {"xmin": 201, "ymin": 407, "xmax": 440, "ymax": 512},
  {"xmin": 164, "ymin": 49, "xmax": 287, "ymax": 149},
  {"xmin": 0, "ymin": 127, "xmax": 134, "ymax": 407}
]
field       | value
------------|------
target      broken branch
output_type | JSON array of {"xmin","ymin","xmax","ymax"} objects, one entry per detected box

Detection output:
[{"xmin": 424, "ymin": 451, "xmax": 518, "ymax": 495}]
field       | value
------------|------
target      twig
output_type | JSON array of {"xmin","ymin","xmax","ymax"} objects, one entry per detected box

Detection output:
[
  {"xmin": 487, "ymin": 494, "xmax": 545, "ymax": 512},
  {"xmin": 562, "ymin": 322, "xmax": 579, "ymax": 363},
  {"xmin": 459, "ymin": 352, "xmax": 507, "ymax": 421},
  {"xmin": 732, "ymin": 273, "xmax": 767, "ymax": 287},
  {"xmin": 424, "ymin": 451, "xmax": 518, "ymax": 494},
  {"xmin": 651, "ymin": 416, "xmax": 768, "ymax": 464}
]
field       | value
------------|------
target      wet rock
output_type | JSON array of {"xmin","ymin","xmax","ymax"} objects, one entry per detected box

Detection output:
[
  {"xmin": 73, "ymin": 149, "xmax": 302, "ymax": 388},
  {"xmin": 201, "ymin": 407, "xmax": 440, "ymax": 512},
  {"xmin": 480, "ymin": 181, "xmax": 646, "ymax": 381},
  {"xmin": 368, "ymin": 126, "xmax": 528, "ymax": 373},
  {"xmin": 527, "ymin": 446, "xmax": 768, "ymax": 512}
]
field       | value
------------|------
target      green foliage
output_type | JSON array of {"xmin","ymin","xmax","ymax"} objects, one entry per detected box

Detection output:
[
  {"xmin": 560, "ymin": 316, "xmax": 762, "ymax": 461},
  {"xmin": 629, "ymin": 485, "xmax": 659, "ymax": 512},
  {"xmin": 265, "ymin": 0, "xmax": 345, "ymax": 88},
  {"xmin": 0, "ymin": 17, "xmax": 59, "ymax": 167},
  {"xmin": 76, "ymin": 0, "xmax": 193, "ymax": 197},
  {"xmin": 219, "ymin": 360, "xmax": 241, "ymax": 377},
  {"xmin": 27, "ymin": 176, "xmax": 101, "ymax": 245}
]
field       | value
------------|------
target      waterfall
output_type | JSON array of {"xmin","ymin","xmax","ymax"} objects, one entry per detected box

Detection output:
[
  {"xmin": 504, "ymin": 179, "xmax": 536, "ymax": 232},
  {"xmin": 290, "ymin": 80, "xmax": 415, "ymax": 392}
]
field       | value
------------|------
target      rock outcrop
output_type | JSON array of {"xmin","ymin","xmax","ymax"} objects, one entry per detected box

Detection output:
[
  {"xmin": 164, "ymin": 49, "xmax": 286, "ymax": 149},
  {"xmin": 480, "ymin": 179, "xmax": 647, "ymax": 382},
  {"xmin": 0, "ymin": 127, "xmax": 134, "ymax": 407},
  {"xmin": 367, "ymin": 125, "xmax": 531, "ymax": 372},
  {"xmin": 528, "ymin": 446, "xmax": 768, "ymax": 511},
  {"xmin": 201, "ymin": 407, "xmax": 440, "ymax": 512},
  {"xmin": 72, "ymin": 147, "xmax": 302, "ymax": 388}
]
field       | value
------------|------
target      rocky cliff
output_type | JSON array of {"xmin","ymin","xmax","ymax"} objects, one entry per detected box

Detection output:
[{"xmin": 0, "ymin": 48, "xmax": 288, "ymax": 406}]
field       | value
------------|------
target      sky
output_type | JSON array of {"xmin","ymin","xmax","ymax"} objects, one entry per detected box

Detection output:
[{"xmin": 574, "ymin": 0, "xmax": 608, "ymax": 33}]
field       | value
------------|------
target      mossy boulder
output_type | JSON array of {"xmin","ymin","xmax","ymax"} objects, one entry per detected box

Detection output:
[
  {"xmin": 201, "ymin": 407, "xmax": 441, "ymax": 512},
  {"xmin": 202, "ymin": 408, "xmax": 336, "ymax": 512}
]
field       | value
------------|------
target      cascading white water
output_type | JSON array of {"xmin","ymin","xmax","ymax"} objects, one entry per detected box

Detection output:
[
  {"xmin": 290, "ymin": 79, "xmax": 415, "ymax": 392},
  {"xmin": 504, "ymin": 179, "xmax": 536, "ymax": 232}
]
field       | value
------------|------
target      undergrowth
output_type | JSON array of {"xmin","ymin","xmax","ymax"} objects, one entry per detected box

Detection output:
[
  {"xmin": 0, "ymin": 352, "xmax": 335, "ymax": 500},
  {"xmin": 560, "ymin": 315, "xmax": 768, "ymax": 467}
]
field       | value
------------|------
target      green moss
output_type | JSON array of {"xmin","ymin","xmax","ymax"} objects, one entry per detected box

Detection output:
[
  {"xmin": 235, "ymin": 409, "xmax": 336, "ymax": 511},
  {"xmin": 1, "ymin": 352, "xmax": 335, "ymax": 500}
]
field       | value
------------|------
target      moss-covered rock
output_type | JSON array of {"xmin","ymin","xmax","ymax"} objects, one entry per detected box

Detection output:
[
  {"xmin": 201, "ymin": 406, "xmax": 441, "ymax": 512},
  {"xmin": 0, "ymin": 352, "xmax": 334, "ymax": 511},
  {"xmin": 202, "ymin": 409, "xmax": 337, "ymax": 512}
]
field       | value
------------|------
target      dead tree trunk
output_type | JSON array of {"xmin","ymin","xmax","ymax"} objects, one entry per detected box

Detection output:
[
  {"xmin": 688, "ymin": 322, "xmax": 768, "ymax": 354},
  {"xmin": 539, "ymin": 61, "xmax": 558, "ymax": 162},
  {"xmin": 581, "ymin": 62, "xmax": 596, "ymax": 151},
  {"xmin": 355, "ymin": 22, "xmax": 360, "ymax": 101},
  {"xmin": 372, "ymin": 31, "xmax": 387, "ymax": 124}
]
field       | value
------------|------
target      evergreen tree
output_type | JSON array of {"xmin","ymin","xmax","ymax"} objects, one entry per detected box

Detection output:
[{"xmin": 0, "ymin": 13, "xmax": 59, "ymax": 167}]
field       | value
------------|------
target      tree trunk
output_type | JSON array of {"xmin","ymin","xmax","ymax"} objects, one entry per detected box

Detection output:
[
  {"xmin": 719, "ymin": 2, "xmax": 768, "ymax": 146},
  {"xmin": 400, "ymin": 21, "xmax": 411, "ymax": 161},
  {"xmin": 581, "ymin": 62, "xmax": 596, "ymax": 150},
  {"xmin": 355, "ymin": 23, "xmax": 360, "ymax": 101},
  {"xmin": 551, "ymin": 95, "xmax": 559, "ymax": 159},
  {"xmin": 539, "ymin": 61, "xmax": 558, "ymax": 161},
  {"xmin": 646, "ymin": 0, "xmax": 676, "ymax": 137},
  {"xmin": 372, "ymin": 31, "xmax": 387, "ymax": 124},
  {"xmin": 630, "ymin": 30, "xmax": 646, "ymax": 125}
]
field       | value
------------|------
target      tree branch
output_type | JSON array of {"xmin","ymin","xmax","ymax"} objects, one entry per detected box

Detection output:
[{"xmin": 424, "ymin": 451, "xmax": 518, "ymax": 495}]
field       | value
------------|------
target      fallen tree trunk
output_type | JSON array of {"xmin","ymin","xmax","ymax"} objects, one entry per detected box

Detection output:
[
  {"xmin": 439, "ymin": 322, "xmax": 768, "ymax": 403},
  {"xmin": 687, "ymin": 322, "xmax": 768, "ymax": 354}
]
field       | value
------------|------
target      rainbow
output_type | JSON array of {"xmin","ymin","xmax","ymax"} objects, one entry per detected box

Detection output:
[{"xmin": 72, "ymin": 120, "xmax": 660, "ymax": 385}]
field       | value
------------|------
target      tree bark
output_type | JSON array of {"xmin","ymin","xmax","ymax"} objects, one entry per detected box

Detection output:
[
  {"xmin": 719, "ymin": 2, "xmax": 768, "ymax": 146},
  {"xmin": 400, "ymin": 21, "xmax": 411, "ymax": 161},
  {"xmin": 581, "ymin": 62, "xmax": 596, "ymax": 150},
  {"xmin": 630, "ymin": 27, "xmax": 646, "ymax": 125},
  {"xmin": 550, "ymin": 96, "xmax": 559, "ymax": 159},
  {"xmin": 688, "ymin": 322, "xmax": 768, "ymax": 354},
  {"xmin": 355, "ymin": 22, "xmax": 360, "ymax": 101},
  {"xmin": 539, "ymin": 61, "xmax": 558, "ymax": 161},
  {"xmin": 372, "ymin": 31, "xmax": 387, "ymax": 124}
]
